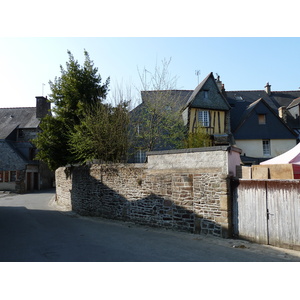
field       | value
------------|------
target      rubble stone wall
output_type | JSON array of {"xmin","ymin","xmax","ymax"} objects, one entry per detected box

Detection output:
[{"xmin": 55, "ymin": 147, "xmax": 239, "ymax": 237}]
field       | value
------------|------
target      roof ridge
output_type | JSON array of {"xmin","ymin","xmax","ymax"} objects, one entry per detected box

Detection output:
[
  {"xmin": 141, "ymin": 89, "xmax": 193, "ymax": 92},
  {"xmin": 227, "ymin": 90, "xmax": 265, "ymax": 92},
  {"xmin": 228, "ymin": 90, "xmax": 300, "ymax": 93},
  {"xmin": 271, "ymin": 90, "xmax": 300, "ymax": 93},
  {"xmin": 0, "ymin": 106, "xmax": 35, "ymax": 109}
]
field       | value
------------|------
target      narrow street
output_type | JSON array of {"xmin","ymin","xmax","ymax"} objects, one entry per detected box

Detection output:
[{"xmin": 0, "ymin": 189, "xmax": 300, "ymax": 262}]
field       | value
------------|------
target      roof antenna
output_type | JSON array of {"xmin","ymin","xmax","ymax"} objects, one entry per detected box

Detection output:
[
  {"xmin": 195, "ymin": 70, "xmax": 201, "ymax": 85},
  {"xmin": 42, "ymin": 83, "xmax": 45, "ymax": 96}
]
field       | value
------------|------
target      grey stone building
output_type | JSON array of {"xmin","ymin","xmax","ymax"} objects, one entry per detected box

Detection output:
[{"xmin": 0, "ymin": 96, "xmax": 54, "ymax": 193}]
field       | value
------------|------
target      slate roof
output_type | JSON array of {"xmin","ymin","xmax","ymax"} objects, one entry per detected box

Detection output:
[
  {"xmin": 0, "ymin": 107, "xmax": 39, "ymax": 139},
  {"xmin": 232, "ymin": 98, "xmax": 297, "ymax": 139},
  {"xmin": 287, "ymin": 97, "xmax": 300, "ymax": 109},
  {"xmin": 226, "ymin": 90, "xmax": 300, "ymax": 132},
  {"xmin": 182, "ymin": 72, "xmax": 231, "ymax": 111},
  {"xmin": 141, "ymin": 90, "xmax": 192, "ymax": 108},
  {"xmin": 131, "ymin": 90, "xmax": 193, "ymax": 117},
  {"xmin": 131, "ymin": 73, "xmax": 300, "ymax": 145}
]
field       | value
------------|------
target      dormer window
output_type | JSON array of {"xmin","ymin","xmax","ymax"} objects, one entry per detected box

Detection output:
[
  {"xmin": 18, "ymin": 129, "xmax": 24, "ymax": 138},
  {"xmin": 258, "ymin": 114, "xmax": 266, "ymax": 125},
  {"xmin": 234, "ymin": 95, "xmax": 244, "ymax": 101}
]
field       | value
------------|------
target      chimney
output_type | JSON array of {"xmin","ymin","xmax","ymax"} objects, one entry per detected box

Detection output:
[
  {"xmin": 265, "ymin": 82, "xmax": 271, "ymax": 95},
  {"xmin": 278, "ymin": 106, "xmax": 287, "ymax": 122},
  {"xmin": 36, "ymin": 96, "xmax": 51, "ymax": 119},
  {"xmin": 215, "ymin": 74, "xmax": 225, "ymax": 93}
]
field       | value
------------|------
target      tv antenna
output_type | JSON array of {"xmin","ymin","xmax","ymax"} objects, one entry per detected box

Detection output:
[
  {"xmin": 42, "ymin": 83, "xmax": 45, "ymax": 96},
  {"xmin": 195, "ymin": 70, "xmax": 201, "ymax": 85}
]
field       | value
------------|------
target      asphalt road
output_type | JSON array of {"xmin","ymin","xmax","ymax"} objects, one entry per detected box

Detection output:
[{"xmin": 0, "ymin": 189, "xmax": 300, "ymax": 262}]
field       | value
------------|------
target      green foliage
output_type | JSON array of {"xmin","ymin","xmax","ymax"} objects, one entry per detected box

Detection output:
[
  {"xmin": 49, "ymin": 50, "xmax": 110, "ymax": 125},
  {"xmin": 34, "ymin": 115, "xmax": 69, "ymax": 171},
  {"xmin": 184, "ymin": 126, "xmax": 212, "ymax": 148},
  {"xmin": 69, "ymin": 102, "xmax": 129, "ymax": 163},
  {"xmin": 33, "ymin": 50, "xmax": 112, "ymax": 170}
]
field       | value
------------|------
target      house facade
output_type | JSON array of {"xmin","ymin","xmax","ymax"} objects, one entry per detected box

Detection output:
[
  {"xmin": 181, "ymin": 73, "xmax": 233, "ymax": 146},
  {"xmin": 0, "ymin": 96, "xmax": 54, "ymax": 193},
  {"xmin": 226, "ymin": 83, "xmax": 300, "ymax": 164},
  {"xmin": 130, "ymin": 73, "xmax": 300, "ymax": 165}
]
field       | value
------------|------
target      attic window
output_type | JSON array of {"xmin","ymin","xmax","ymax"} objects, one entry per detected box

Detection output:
[
  {"xmin": 18, "ymin": 130, "xmax": 24, "ymax": 138},
  {"xmin": 203, "ymin": 91, "xmax": 209, "ymax": 99},
  {"xmin": 258, "ymin": 114, "xmax": 266, "ymax": 125}
]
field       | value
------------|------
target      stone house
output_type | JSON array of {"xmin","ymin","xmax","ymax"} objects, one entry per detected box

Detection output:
[{"xmin": 0, "ymin": 96, "xmax": 54, "ymax": 193}]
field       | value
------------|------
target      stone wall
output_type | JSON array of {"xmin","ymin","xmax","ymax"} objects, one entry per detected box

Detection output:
[{"xmin": 55, "ymin": 147, "xmax": 241, "ymax": 237}]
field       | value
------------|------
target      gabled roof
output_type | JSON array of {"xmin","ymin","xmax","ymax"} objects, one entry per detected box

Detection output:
[
  {"xmin": 182, "ymin": 72, "xmax": 231, "ymax": 111},
  {"xmin": 131, "ymin": 90, "xmax": 193, "ymax": 117},
  {"xmin": 232, "ymin": 98, "xmax": 297, "ymax": 139},
  {"xmin": 287, "ymin": 97, "xmax": 300, "ymax": 109},
  {"xmin": 0, "ymin": 107, "xmax": 40, "ymax": 139}
]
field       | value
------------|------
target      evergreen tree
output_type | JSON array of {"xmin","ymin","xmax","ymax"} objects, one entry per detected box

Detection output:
[{"xmin": 33, "ymin": 50, "xmax": 110, "ymax": 170}]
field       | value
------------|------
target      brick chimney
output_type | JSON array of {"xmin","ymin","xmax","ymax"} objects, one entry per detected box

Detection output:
[
  {"xmin": 36, "ymin": 96, "xmax": 51, "ymax": 119},
  {"xmin": 265, "ymin": 82, "xmax": 271, "ymax": 95}
]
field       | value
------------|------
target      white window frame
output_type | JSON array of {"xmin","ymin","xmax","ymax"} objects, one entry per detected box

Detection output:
[
  {"xmin": 135, "ymin": 150, "xmax": 146, "ymax": 163},
  {"xmin": 198, "ymin": 110, "xmax": 210, "ymax": 127},
  {"xmin": 262, "ymin": 140, "xmax": 271, "ymax": 156}
]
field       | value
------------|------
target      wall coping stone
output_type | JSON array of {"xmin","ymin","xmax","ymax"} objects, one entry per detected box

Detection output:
[{"xmin": 146, "ymin": 146, "xmax": 242, "ymax": 156}]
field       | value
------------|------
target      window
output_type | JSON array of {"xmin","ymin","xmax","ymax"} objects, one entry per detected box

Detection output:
[
  {"xmin": 135, "ymin": 150, "xmax": 146, "ymax": 163},
  {"xmin": 198, "ymin": 110, "xmax": 210, "ymax": 127},
  {"xmin": 10, "ymin": 171, "xmax": 16, "ymax": 182},
  {"xmin": 18, "ymin": 129, "xmax": 24, "ymax": 138},
  {"xmin": 234, "ymin": 95, "xmax": 244, "ymax": 101},
  {"xmin": 258, "ymin": 114, "xmax": 266, "ymax": 125},
  {"xmin": 263, "ymin": 140, "xmax": 271, "ymax": 156},
  {"xmin": 203, "ymin": 91, "xmax": 209, "ymax": 99},
  {"xmin": 0, "ymin": 171, "xmax": 3, "ymax": 182}
]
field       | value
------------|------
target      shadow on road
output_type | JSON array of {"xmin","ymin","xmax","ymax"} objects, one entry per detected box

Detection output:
[{"xmin": 0, "ymin": 202, "xmax": 300, "ymax": 262}]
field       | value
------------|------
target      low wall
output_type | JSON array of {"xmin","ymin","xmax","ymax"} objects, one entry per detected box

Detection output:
[
  {"xmin": 237, "ymin": 164, "xmax": 295, "ymax": 179},
  {"xmin": 55, "ymin": 147, "xmax": 241, "ymax": 237}
]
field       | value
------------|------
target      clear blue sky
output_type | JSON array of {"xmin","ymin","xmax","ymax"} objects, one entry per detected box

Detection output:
[
  {"xmin": 1, "ymin": 37, "xmax": 300, "ymax": 108},
  {"xmin": 1, "ymin": 1, "xmax": 300, "ymax": 109}
]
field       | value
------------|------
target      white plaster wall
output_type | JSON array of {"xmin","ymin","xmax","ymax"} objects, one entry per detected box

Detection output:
[
  {"xmin": 147, "ymin": 150, "xmax": 228, "ymax": 173},
  {"xmin": 271, "ymin": 140, "xmax": 297, "ymax": 156},
  {"xmin": 235, "ymin": 139, "xmax": 297, "ymax": 158}
]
